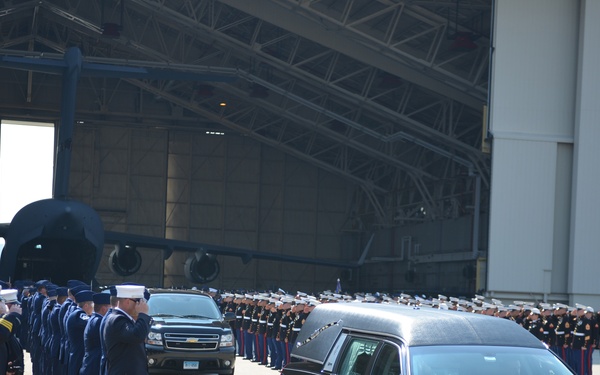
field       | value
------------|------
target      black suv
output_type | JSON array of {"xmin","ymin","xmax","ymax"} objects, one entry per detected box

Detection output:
[{"xmin": 145, "ymin": 288, "xmax": 236, "ymax": 374}]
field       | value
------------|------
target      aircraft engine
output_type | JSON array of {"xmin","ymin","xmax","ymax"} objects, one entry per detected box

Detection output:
[
  {"xmin": 184, "ymin": 252, "xmax": 220, "ymax": 284},
  {"xmin": 108, "ymin": 245, "xmax": 142, "ymax": 276}
]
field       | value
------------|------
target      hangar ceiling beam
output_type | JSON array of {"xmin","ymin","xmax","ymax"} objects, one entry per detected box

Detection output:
[
  {"xmin": 127, "ymin": 77, "xmax": 391, "ymax": 197},
  {"xmin": 0, "ymin": 0, "xmax": 487, "ymax": 226},
  {"xmin": 219, "ymin": 0, "xmax": 485, "ymax": 110},
  {"xmin": 128, "ymin": 0, "xmax": 487, "ymax": 169},
  {"xmin": 284, "ymin": 0, "xmax": 489, "ymax": 96}
]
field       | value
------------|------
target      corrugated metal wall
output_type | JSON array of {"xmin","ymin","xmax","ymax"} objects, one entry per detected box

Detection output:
[
  {"xmin": 70, "ymin": 125, "xmax": 352, "ymax": 293},
  {"xmin": 487, "ymin": 0, "xmax": 578, "ymax": 301}
]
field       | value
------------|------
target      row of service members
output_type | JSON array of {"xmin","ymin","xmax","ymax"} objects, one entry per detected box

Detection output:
[
  {"xmin": 19, "ymin": 280, "xmax": 152, "ymax": 375},
  {"xmin": 219, "ymin": 293, "xmax": 318, "ymax": 371},
  {"xmin": 213, "ymin": 291, "xmax": 599, "ymax": 375},
  {"xmin": 512, "ymin": 304, "xmax": 599, "ymax": 375}
]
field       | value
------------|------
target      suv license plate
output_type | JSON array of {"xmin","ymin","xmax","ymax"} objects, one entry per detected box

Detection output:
[{"xmin": 183, "ymin": 361, "xmax": 199, "ymax": 370}]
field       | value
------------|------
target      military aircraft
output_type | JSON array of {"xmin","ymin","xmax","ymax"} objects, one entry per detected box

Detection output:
[{"xmin": 0, "ymin": 47, "xmax": 360, "ymax": 287}]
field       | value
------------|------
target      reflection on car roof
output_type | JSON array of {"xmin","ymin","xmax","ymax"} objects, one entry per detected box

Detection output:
[{"xmin": 294, "ymin": 303, "xmax": 545, "ymax": 358}]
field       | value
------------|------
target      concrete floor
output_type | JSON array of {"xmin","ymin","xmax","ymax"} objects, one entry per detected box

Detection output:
[
  {"xmin": 22, "ymin": 349, "xmax": 600, "ymax": 374},
  {"xmin": 22, "ymin": 352, "xmax": 280, "ymax": 375}
]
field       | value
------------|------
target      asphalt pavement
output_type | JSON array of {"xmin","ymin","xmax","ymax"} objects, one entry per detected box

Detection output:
[
  {"xmin": 21, "ymin": 352, "xmax": 281, "ymax": 375},
  {"xmin": 21, "ymin": 350, "xmax": 600, "ymax": 374}
]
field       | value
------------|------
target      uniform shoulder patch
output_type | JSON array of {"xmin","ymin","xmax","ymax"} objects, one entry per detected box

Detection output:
[
  {"xmin": 585, "ymin": 324, "xmax": 590, "ymax": 330},
  {"xmin": 80, "ymin": 313, "xmax": 90, "ymax": 320},
  {"xmin": 566, "ymin": 322, "xmax": 570, "ymax": 328}
]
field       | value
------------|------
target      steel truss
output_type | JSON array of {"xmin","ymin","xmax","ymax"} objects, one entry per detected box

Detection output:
[{"xmin": 0, "ymin": 0, "xmax": 491, "ymax": 228}]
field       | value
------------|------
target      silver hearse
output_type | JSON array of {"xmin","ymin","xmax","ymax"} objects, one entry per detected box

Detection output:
[{"xmin": 282, "ymin": 303, "xmax": 574, "ymax": 375}]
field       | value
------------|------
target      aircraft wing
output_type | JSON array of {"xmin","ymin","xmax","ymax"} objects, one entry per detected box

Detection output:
[{"xmin": 103, "ymin": 230, "xmax": 359, "ymax": 269}]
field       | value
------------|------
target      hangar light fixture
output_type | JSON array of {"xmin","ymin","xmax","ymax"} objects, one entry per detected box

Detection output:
[{"xmin": 101, "ymin": 0, "xmax": 124, "ymax": 38}]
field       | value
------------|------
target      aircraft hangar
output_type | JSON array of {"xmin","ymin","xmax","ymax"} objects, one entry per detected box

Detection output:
[{"xmin": 0, "ymin": 0, "xmax": 598, "ymax": 306}]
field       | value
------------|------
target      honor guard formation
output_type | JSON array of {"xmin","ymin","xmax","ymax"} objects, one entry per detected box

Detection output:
[
  {"xmin": 0, "ymin": 279, "xmax": 151, "ymax": 375},
  {"xmin": 0, "ymin": 280, "xmax": 599, "ymax": 374},
  {"xmin": 218, "ymin": 290, "xmax": 600, "ymax": 375}
]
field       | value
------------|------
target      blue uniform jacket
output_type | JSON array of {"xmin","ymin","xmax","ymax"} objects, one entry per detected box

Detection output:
[
  {"xmin": 40, "ymin": 299, "xmax": 55, "ymax": 349},
  {"xmin": 49, "ymin": 302, "xmax": 63, "ymax": 360},
  {"xmin": 58, "ymin": 298, "xmax": 75, "ymax": 363},
  {"xmin": 66, "ymin": 307, "xmax": 90, "ymax": 375},
  {"xmin": 80, "ymin": 312, "xmax": 103, "ymax": 375}
]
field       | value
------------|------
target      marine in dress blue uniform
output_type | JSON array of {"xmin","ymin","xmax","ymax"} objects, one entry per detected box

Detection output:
[
  {"xmin": 266, "ymin": 298, "xmax": 280, "ymax": 368},
  {"xmin": 552, "ymin": 303, "xmax": 569, "ymax": 361},
  {"xmin": 526, "ymin": 308, "xmax": 545, "ymax": 341},
  {"xmin": 102, "ymin": 285, "xmax": 152, "ymax": 375},
  {"xmin": 66, "ymin": 290, "xmax": 95, "ymax": 375},
  {"xmin": 81, "ymin": 292, "xmax": 111, "ymax": 375},
  {"xmin": 234, "ymin": 294, "xmax": 245, "ymax": 356},
  {"xmin": 276, "ymin": 298, "xmax": 292, "ymax": 369},
  {"xmin": 571, "ymin": 306, "xmax": 598, "ymax": 375},
  {"xmin": 242, "ymin": 295, "xmax": 255, "ymax": 360}
]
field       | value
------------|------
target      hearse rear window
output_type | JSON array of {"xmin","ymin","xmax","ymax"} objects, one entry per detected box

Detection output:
[{"xmin": 337, "ymin": 337, "xmax": 378, "ymax": 375}]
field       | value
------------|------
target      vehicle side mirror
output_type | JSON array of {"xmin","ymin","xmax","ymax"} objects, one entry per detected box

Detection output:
[{"xmin": 223, "ymin": 312, "xmax": 236, "ymax": 322}]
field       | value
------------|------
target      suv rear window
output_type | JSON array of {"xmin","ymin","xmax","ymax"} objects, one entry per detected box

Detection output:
[{"xmin": 148, "ymin": 293, "xmax": 221, "ymax": 319}]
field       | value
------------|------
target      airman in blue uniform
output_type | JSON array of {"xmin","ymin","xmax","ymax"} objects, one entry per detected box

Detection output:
[
  {"xmin": 29, "ymin": 279, "xmax": 49, "ymax": 374},
  {"xmin": 58, "ymin": 280, "xmax": 88, "ymax": 372},
  {"xmin": 81, "ymin": 292, "xmax": 111, "ymax": 375},
  {"xmin": 66, "ymin": 290, "xmax": 95, "ymax": 375},
  {"xmin": 40, "ymin": 284, "xmax": 58, "ymax": 372},
  {"xmin": 58, "ymin": 280, "xmax": 92, "ymax": 374},
  {"xmin": 49, "ymin": 287, "xmax": 68, "ymax": 375}
]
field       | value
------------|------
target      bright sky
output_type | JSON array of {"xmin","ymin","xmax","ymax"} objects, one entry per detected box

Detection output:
[{"xmin": 0, "ymin": 120, "xmax": 55, "ymax": 223}]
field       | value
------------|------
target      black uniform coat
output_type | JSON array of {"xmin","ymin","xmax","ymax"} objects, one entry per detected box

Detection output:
[
  {"xmin": 103, "ymin": 309, "xmax": 152, "ymax": 375},
  {"xmin": 0, "ymin": 312, "xmax": 22, "ymax": 374}
]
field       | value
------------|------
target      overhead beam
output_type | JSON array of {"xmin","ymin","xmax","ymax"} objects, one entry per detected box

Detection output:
[{"xmin": 219, "ymin": 0, "xmax": 484, "ymax": 110}]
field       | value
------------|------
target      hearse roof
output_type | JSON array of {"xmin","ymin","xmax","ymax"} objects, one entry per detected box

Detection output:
[{"xmin": 292, "ymin": 303, "xmax": 545, "ymax": 364}]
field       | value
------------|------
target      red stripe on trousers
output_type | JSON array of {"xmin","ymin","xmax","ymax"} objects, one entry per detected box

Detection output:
[{"xmin": 263, "ymin": 334, "xmax": 268, "ymax": 363}]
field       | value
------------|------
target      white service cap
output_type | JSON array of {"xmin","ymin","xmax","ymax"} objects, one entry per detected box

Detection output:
[
  {"xmin": 115, "ymin": 285, "xmax": 145, "ymax": 299},
  {"xmin": 0, "ymin": 289, "xmax": 19, "ymax": 303}
]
